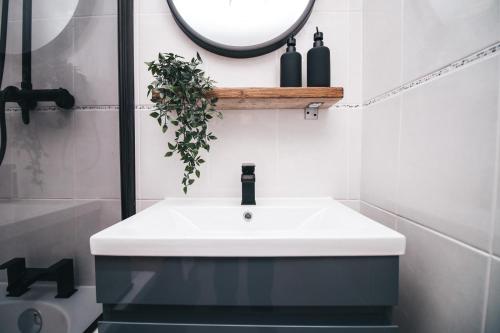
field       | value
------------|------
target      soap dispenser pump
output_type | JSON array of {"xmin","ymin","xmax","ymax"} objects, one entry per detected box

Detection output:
[
  {"xmin": 280, "ymin": 37, "xmax": 302, "ymax": 87},
  {"xmin": 307, "ymin": 27, "xmax": 331, "ymax": 87}
]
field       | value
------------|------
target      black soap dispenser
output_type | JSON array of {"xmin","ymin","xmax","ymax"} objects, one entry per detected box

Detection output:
[
  {"xmin": 307, "ymin": 27, "xmax": 331, "ymax": 87},
  {"xmin": 280, "ymin": 37, "xmax": 302, "ymax": 87}
]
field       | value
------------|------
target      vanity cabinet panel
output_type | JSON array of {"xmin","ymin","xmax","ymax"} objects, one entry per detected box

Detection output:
[
  {"xmin": 95, "ymin": 256, "xmax": 400, "ymax": 331},
  {"xmin": 98, "ymin": 322, "xmax": 399, "ymax": 333},
  {"xmin": 95, "ymin": 256, "xmax": 399, "ymax": 307}
]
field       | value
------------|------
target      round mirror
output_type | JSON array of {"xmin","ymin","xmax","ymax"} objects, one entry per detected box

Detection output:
[
  {"xmin": 3, "ymin": 0, "xmax": 79, "ymax": 54},
  {"xmin": 167, "ymin": 0, "xmax": 315, "ymax": 58}
]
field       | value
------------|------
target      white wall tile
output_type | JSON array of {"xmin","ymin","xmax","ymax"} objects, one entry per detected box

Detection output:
[
  {"xmin": 402, "ymin": 0, "xmax": 500, "ymax": 81},
  {"xmin": 361, "ymin": 96, "xmax": 400, "ymax": 212},
  {"xmin": 75, "ymin": 0, "xmax": 117, "ymax": 17},
  {"xmin": 138, "ymin": 109, "xmax": 211, "ymax": 199},
  {"xmin": 348, "ymin": 110, "xmax": 362, "ymax": 199},
  {"xmin": 8, "ymin": 111, "xmax": 74, "ymax": 199},
  {"xmin": 494, "ymin": 97, "xmax": 500, "ymax": 256},
  {"xmin": 347, "ymin": 12, "xmax": 363, "ymax": 105},
  {"xmin": 207, "ymin": 109, "xmax": 279, "ymax": 198},
  {"xmin": 395, "ymin": 218, "xmax": 488, "ymax": 333},
  {"xmin": 398, "ymin": 58, "xmax": 498, "ymax": 251},
  {"xmin": 313, "ymin": 0, "xmax": 350, "ymax": 12},
  {"xmin": 138, "ymin": 0, "xmax": 170, "ymax": 14},
  {"xmin": 362, "ymin": 0, "xmax": 402, "ymax": 99},
  {"xmin": 0, "ymin": 113, "xmax": 16, "ymax": 198},
  {"xmin": 73, "ymin": 16, "xmax": 118, "ymax": 106},
  {"xmin": 31, "ymin": 19, "xmax": 75, "ymax": 97},
  {"xmin": 73, "ymin": 110, "xmax": 120, "ymax": 199},
  {"xmin": 277, "ymin": 109, "xmax": 349, "ymax": 198}
]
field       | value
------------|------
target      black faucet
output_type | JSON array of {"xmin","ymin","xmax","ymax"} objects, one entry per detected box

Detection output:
[
  {"xmin": 0, "ymin": 258, "xmax": 77, "ymax": 298},
  {"xmin": 241, "ymin": 163, "xmax": 256, "ymax": 205}
]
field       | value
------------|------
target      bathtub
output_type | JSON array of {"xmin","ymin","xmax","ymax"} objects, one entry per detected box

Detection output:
[{"xmin": 0, "ymin": 283, "xmax": 102, "ymax": 333}]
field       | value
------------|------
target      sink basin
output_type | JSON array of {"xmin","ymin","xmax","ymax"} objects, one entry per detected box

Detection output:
[{"xmin": 90, "ymin": 197, "xmax": 405, "ymax": 257}]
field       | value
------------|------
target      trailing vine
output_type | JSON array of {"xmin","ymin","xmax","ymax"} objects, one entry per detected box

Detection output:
[{"xmin": 146, "ymin": 52, "xmax": 221, "ymax": 194}]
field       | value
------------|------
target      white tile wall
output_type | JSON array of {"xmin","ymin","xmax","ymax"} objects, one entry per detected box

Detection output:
[
  {"xmin": 135, "ymin": 0, "xmax": 363, "ymax": 200},
  {"xmin": 398, "ymin": 57, "xmax": 498, "ymax": 251},
  {"xmin": 362, "ymin": 0, "xmax": 402, "ymax": 99},
  {"xmin": 396, "ymin": 218, "xmax": 488, "ymax": 333},
  {"xmin": 73, "ymin": 15, "xmax": 118, "ymax": 106},
  {"xmin": 73, "ymin": 110, "xmax": 120, "ymax": 199},
  {"xmin": 402, "ymin": 0, "xmax": 500, "ymax": 82},
  {"xmin": 361, "ymin": 1, "xmax": 500, "ymax": 332},
  {"xmin": 9, "ymin": 110, "xmax": 75, "ymax": 199},
  {"xmin": 361, "ymin": 96, "xmax": 400, "ymax": 212}
]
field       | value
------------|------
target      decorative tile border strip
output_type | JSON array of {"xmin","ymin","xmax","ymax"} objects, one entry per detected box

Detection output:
[
  {"xmin": 137, "ymin": 103, "xmax": 363, "ymax": 110},
  {"xmin": 364, "ymin": 41, "xmax": 500, "ymax": 107},
  {"xmin": 5, "ymin": 103, "xmax": 363, "ymax": 112},
  {"xmin": 5, "ymin": 104, "xmax": 120, "ymax": 112}
]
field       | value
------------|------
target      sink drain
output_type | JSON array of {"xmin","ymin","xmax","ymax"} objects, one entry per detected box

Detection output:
[
  {"xmin": 18, "ymin": 308, "xmax": 42, "ymax": 333},
  {"xmin": 243, "ymin": 211, "xmax": 253, "ymax": 222}
]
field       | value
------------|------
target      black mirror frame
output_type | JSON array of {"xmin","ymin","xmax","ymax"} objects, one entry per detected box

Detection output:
[{"xmin": 166, "ymin": 0, "xmax": 316, "ymax": 58}]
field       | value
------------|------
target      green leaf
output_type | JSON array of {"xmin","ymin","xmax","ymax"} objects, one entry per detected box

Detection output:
[{"xmin": 146, "ymin": 51, "xmax": 219, "ymax": 193}]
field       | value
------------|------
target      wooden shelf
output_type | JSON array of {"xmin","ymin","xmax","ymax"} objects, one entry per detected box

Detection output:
[{"xmin": 208, "ymin": 87, "xmax": 343, "ymax": 110}]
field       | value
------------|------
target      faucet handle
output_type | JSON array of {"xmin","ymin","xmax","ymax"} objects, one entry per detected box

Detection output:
[
  {"xmin": 0, "ymin": 258, "xmax": 25, "ymax": 270},
  {"xmin": 242, "ymin": 163, "xmax": 255, "ymax": 175},
  {"xmin": 0, "ymin": 258, "xmax": 26, "ymax": 289}
]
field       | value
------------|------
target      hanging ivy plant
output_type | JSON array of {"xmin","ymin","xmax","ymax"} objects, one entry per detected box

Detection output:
[{"xmin": 146, "ymin": 52, "xmax": 222, "ymax": 194}]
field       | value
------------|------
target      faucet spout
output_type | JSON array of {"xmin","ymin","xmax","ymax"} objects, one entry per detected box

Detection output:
[{"xmin": 241, "ymin": 163, "xmax": 256, "ymax": 205}]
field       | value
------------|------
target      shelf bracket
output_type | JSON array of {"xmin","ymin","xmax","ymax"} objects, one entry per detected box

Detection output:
[{"xmin": 304, "ymin": 102, "xmax": 322, "ymax": 120}]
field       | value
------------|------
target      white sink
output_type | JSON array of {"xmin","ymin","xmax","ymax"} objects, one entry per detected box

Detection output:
[{"xmin": 90, "ymin": 197, "xmax": 406, "ymax": 257}]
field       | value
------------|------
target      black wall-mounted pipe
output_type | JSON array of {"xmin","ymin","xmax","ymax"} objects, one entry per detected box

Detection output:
[
  {"xmin": 0, "ymin": 0, "xmax": 10, "ymax": 166},
  {"xmin": 22, "ymin": 0, "xmax": 32, "ymax": 90},
  {"xmin": 117, "ymin": 0, "xmax": 136, "ymax": 219},
  {"xmin": 3, "ymin": 86, "xmax": 75, "ymax": 108}
]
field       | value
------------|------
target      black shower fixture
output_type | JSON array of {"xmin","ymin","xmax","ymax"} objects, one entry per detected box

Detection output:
[{"xmin": 0, "ymin": 0, "xmax": 75, "ymax": 166}]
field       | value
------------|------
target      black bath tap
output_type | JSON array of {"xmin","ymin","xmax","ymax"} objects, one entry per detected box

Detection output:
[
  {"xmin": 241, "ymin": 163, "xmax": 256, "ymax": 205},
  {"xmin": 0, "ymin": 258, "xmax": 77, "ymax": 298}
]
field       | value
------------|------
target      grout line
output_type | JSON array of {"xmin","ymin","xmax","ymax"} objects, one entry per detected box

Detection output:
[
  {"xmin": 364, "ymin": 41, "xmax": 500, "ymax": 107},
  {"xmin": 360, "ymin": 200, "xmax": 494, "ymax": 258}
]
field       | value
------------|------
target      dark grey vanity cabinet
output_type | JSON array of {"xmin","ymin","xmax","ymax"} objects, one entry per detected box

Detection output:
[{"xmin": 95, "ymin": 256, "xmax": 400, "ymax": 332}]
